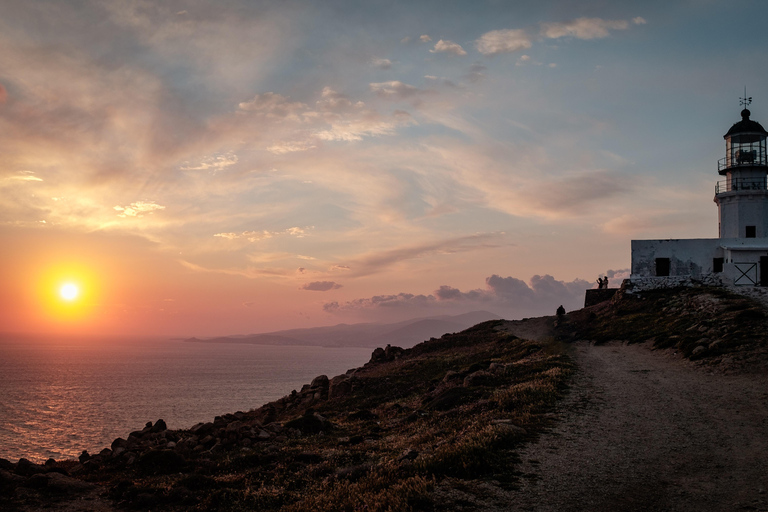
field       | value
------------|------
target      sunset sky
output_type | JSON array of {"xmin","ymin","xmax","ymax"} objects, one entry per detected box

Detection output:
[{"xmin": 2, "ymin": 0, "xmax": 768, "ymax": 337}]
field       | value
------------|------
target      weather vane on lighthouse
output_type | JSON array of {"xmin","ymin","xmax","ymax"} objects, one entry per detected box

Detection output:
[{"xmin": 740, "ymin": 86, "xmax": 752, "ymax": 108}]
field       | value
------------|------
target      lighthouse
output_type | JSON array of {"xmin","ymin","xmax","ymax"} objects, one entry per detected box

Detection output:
[
  {"xmin": 630, "ymin": 100, "xmax": 768, "ymax": 287},
  {"xmin": 714, "ymin": 107, "xmax": 768, "ymax": 238}
]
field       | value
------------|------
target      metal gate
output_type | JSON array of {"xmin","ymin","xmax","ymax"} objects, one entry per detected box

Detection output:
[{"xmin": 734, "ymin": 263, "xmax": 758, "ymax": 285}]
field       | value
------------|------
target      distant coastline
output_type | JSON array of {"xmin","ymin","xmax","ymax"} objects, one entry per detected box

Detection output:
[{"xmin": 183, "ymin": 310, "xmax": 500, "ymax": 349}]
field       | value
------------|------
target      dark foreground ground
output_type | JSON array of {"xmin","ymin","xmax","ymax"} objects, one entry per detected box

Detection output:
[{"xmin": 2, "ymin": 285, "xmax": 768, "ymax": 511}]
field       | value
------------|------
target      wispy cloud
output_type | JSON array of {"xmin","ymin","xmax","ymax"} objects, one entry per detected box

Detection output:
[
  {"xmin": 180, "ymin": 152, "xmax": 239, "ymax": 173},
  {"xmin": 114, "ymin": 201, "xmax": 166, "ymax": 218},
  {"xmin": 372, "ymin": 57, "xmax": 393, "ymax": 69},
  {"xmin": 301, "ymin": 281, "xmax": 342, "ymax": 291},
  {"xmin": 430, "ymin": 39, "xmax": 467, "ymax": 56},
  {"xmin": 540, "ymin": 17, "xmax": 630, "ymax": 40},
  {"xmin": 336, "ymin": 233, "xmax": 510, "ymax": 278},
  {"xmin": 213, "ymin": 227, "xmax": 310, "ymax": 242},
  {"xmin": 238, "ymin": 92, "xmax": 307, "ymax": 119},
  {"xmin": 476, "ymin": 29, "xmax": 532, "ymax": 56}
]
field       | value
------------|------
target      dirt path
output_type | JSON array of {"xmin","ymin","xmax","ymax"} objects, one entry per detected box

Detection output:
[{"xmin": 505, "ymin": 340, "xmax": 768, "ymax": 511}]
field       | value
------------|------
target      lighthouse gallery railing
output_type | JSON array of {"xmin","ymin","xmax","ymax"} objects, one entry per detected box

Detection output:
[{"xmin": 715, "ymin": 177, "xmax": 768, "ymax": 194}]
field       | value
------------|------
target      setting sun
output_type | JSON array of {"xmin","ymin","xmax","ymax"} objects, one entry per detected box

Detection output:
[{"xmin": 59, "ymin": 283, "xmax": 79, "ymax": 301}]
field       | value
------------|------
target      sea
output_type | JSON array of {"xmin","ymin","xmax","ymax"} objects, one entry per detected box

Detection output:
[{"xmin": 0, "ymin": 335, "xmax": 371, "ymax": 463}]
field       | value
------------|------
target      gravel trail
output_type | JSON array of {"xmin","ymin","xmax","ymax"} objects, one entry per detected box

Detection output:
[{"xmin": 506, "ymin": 341, "xmax": 768, "ymax": 511}]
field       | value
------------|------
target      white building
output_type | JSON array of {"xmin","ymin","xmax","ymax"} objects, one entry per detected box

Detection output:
[{"xmin": 631, "ymin": 106, "xmax": 768, "ymax": 287}]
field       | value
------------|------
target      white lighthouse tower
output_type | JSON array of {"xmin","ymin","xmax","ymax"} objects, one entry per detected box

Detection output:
[
  {"xmin": 631, "ymin": 98, "xmax": 768, "ymax": 287},
  {"xmin": 714, "ymin": 103, "xmax": 768, "ymax": 238}
]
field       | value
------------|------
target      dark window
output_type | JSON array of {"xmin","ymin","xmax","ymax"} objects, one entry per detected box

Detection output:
[
  {"xmin": 655, "ymin": 258, "xmax": 670, "ymax": 277},
  {"xmin": 746, "ymin": 225, "xmax": 757, "ymax": 238},
  {"xmin": 713, "ymin": 257, "xmax": 724, "ymax": 273}
]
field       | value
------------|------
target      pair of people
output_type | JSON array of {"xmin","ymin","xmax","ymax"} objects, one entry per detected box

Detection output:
[{"xmin": 596, "ymin": 276, "xmax": 609, "ymax": 289}]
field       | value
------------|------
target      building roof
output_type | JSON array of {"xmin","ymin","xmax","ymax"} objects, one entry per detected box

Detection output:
[
  {"xmin": 725, "ymin": 109, "xmax": 768, "ymax": 137},
  {"xmin": 720, "ymin": 242, "xmax": 768, "ymax": 250}
]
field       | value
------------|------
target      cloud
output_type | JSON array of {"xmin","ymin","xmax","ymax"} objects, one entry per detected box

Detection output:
[
  {"xmin": 324, "ymin": 273, "xmax": 591, "ymax": 320},
  {"xmin": 214, "ymin": 227, "xmax": 310, "ymax": 242},
  {"xmin": 323, "ymin": 292, "xmax": 434, "ymax": 312},
  {"xmin": 4, "ymin": 171, "xmax": 42, "ymax": 182},
  {"xmin": 540, "ymin": 18, "xmax": 629, "ymax": 40},
  {"xmin": 301, "ymin": 281, "xmax": 343, "ymax": 291},
  {"xmin": 0, "ymin": 83, "xmax": 6, "ymax": 104},
  {"xmin": 430, "ymin": 39, "xmax": 467, "ymax": 56},
  {"xmin": 632, "ymin": 17, "xmax": 647, "ymax": 25},
  {"xmin": 113, "ymin": 201, "xmax": 166, "ymax": 218},
  {"xmin": 266, "ymin": 141, "xmax": 317, "ymax": 154},
  {"xmin": 369, "ymin": 81, "xmax": 430, "ymax": 100},
  {"xmin": 338, "ymin": 233, "xmax": 509, "ymax": 278},
  {"xmin": 180, "ymin": 152, "xmax": 238, "ymax": 172},
  {"xmin": 238, "ymin": 92, "xmax": 307, "ymax": 119},
  {"xmin": 476, "ymin": 29, "xmax": 532, "ymax": 56},
  {"xmin": 212, "ymin": 228, "xmax": 308, "ymax": 244},
  {"xmin": 315, "ymin": 109, "xmax": 411, "ymax": 141},
  {"xmin": 316, "ymin": 87, "xmax": 362, "ymax": 113},
  {"xmin": 372, "ymin": 57, "xmax": 392, "ymax": 69},
  {"xmin": 419, "ymin": 35, "xmax": 432, "ymax": 42},
  {"xmin": 466, "ymin": 63, "xmax": 487, "ymax": 82}
]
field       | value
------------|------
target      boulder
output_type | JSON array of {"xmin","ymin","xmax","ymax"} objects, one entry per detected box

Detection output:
[
  {"xmin": 136, "ymin": 449, "xmax": 186, "ymax": 475},
  {"xmin": 310, "ymin": 375, "xmax": 329, "ymax": 389},
  {"xmin": 15, "ymin": 458, "xmax": 46, "ymax": 476},
  {"xmin": 463, "ymin": 370, "xmax": 495, "ymax": 387},
  {"xmin": 150, "ymin": 419, "xmax": 168, "ymax": 433},
  {"xmin": 329, "ymin": 375, "xmax": 352, "ymax": 399}
]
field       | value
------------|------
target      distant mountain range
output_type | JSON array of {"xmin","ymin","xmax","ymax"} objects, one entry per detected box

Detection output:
[{"xmin": 184, "ymin": 310, "xmax": 501, "ymax": 349}]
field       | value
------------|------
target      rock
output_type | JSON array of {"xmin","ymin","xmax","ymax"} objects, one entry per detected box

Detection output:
[
  {"xmin": 397, "ymin": 448, "xmax": 419, "ymax": 462},
  {"xmin": 226, "ymin": 420, "xmax": 244, "ymax": 432},
  {"xmin": 348, "ymin": 409, "xmax": 378, "ymax": 421},
  {"xmin": 692, "ymin": 345, "xmax": 707, "ymax": 356},
  {"xmin": 257, "ymin": 430, "xmax": 272, "ymax": 440},
  {"xmin": 442, "ymin": 370, "xmax": 461, "ymax": 383},
  {"xmin": 15, "ymin": 458, "xmax": 46, "ymax": 476},
  {"xmin": 384, "ymin": 344, "xmax": 404, "ymax": 360},
  {"xmin": 190, "ymin": 422, "xmax": 215, "ymax": 436},
  {"xmin": 492, "ymin": 421, "xmax": 527, "ymax": 436},
  {"xmin": 136, "ymin": 449, "xmax": 186, "ymax": 475},
  {"xmin": 424, "ymin": 387, "xmax": 474, "ymax": 411},
  {"xmin": 99, "ymin": 448, "xmax": 113, "ymax": 458},
  {"xmin": 0, "ymin": 458, "xmax": 13, "ymax": 471},
  {"xmin": 150, "ymin": 419, "xmax": 168, "ymax": 433},
  {"xmin": 111, "ymin": 437, "xmax": 128, "ymax": 450},
  {"xmin": 284, "ymin": 410, "xmax": 333, "ymax": 434},
  {"xmin": 25, "ymin": 472, "xmax": 96, "ymax": 493},
  {"xmin": 329, "ymin": 375, "xmax": 352, "ymax": 399},
  {"xmin": 0, "ymin": 468, "xmax": 24, "ymax": 485},
  {"xmin": 369, "ymin": 347, "xmax": 386, "ymax": 363},
  {"xmin": 463, "ymin": 370, "xmax": 495, "ymax": 387},
  {"xmin": 311, "ymin": 375, "xmax": 329, "ymax": 389}
]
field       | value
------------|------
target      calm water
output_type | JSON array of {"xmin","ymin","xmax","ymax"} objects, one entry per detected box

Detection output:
[{"xmin": 0, "ymin": 336, "xmax": 371, "ymax": 463}]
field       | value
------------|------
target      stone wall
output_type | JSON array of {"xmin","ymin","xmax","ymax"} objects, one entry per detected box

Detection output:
[
  {"xmin": 624, "ymin": 274, "xmax": 725, "ymax": 293},
  {"xmin": 584, "ymin": 288, "xmax": 619, "ymax": 307}
]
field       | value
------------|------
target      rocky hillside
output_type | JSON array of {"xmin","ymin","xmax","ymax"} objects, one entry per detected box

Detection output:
[
  {"xmin": 563, "ymin": 284, "xmax": 768, "ymax": 372},
  {"xmin": 0, "ymin": 321, "xmax": 571, "ymax": 511},
  {"xmin": 3, "ymin": 284, "xmax": 767, "ymax": 511}
]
